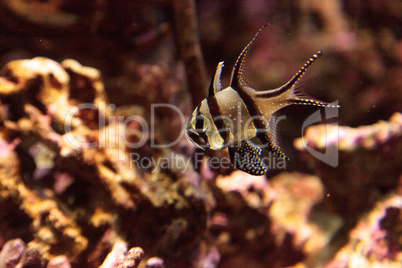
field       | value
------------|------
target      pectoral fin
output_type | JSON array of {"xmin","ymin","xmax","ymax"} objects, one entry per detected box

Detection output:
[{"xmin": 228, "ymin": 138, "xmax": 268, "ymax": 175}]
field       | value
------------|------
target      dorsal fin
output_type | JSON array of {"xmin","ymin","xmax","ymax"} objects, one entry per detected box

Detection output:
[
  {"xmin": 230, "ymin": 24, "xmax": 271, "ymax": 92},
  {"xmin": 208, "ymin": 61, "xmax": 224, "ymax": 97},
  {"xmin": 255, "ymin": 51, "xmax": 323, "ymax": 98}
]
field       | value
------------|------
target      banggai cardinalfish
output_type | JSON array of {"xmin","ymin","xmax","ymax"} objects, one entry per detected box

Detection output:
[{"xmin": 186, "ymin": 25, "xmax": 339, "ymax": 176}]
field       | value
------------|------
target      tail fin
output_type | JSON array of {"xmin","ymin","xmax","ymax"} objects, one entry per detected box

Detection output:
[{"xmin": 291, "ymin": 98, "xmax": 340, "ymax": 108}]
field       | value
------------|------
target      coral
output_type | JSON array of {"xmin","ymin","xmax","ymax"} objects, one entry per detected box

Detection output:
[
  {"xmin": 326, "ymin": 194, "xmax": 402, "ymax": 268},
  {"xmin": 0, "ymin": 238, "xmax": 25, "ymax": 268},
  {"xmin": 99, "ymin": 241, "xmax": 144, "ymax": 268},
  {"xmin": 191, "ymin": 242, "xmax": 220, "ymax": 268},
  {"xmin": 212, "ymin": 171, "xmax": 341, "ymax": 267},
  {"xmin": 0, "ymin": 0, "xmax": 78, "ymax": 28},
  {"xmin": 47, "ymin": 255, "xmax": 71, "ymax": 268},
  {"xmin": 294, "ymin": 113, "xmax": 402, "ymax": 230},
  {"xmin": 294, "ymin": 112, "xmax": 402, "ymax": 152},
  {"xmin": 14, "ymin": 241, "xmax": 43, "ymax": 268},
  {"xmin": 0, "ymin": 2, "xmax": 400, "ymax": 266},
  {"xmin": 267, "ymin": 172, "xmax": 341, "ymax": 256},
  {"xmin": 145, "ymin": 257, "xmax": 164, "ymax": 268},
  {"xmin": 0, "ymin": 135, "xmax": 88, "ymax": 261},
  {"xmin": 99, "ymin": 242, "xmax": 168, "ymax": 268},
  {"xmin": 0, "ymin": 238, "xmax": 71, "ymax": 268},
  {"xmin": 0, "ymin": 57, "xmax": 212, "ymax": 267}
]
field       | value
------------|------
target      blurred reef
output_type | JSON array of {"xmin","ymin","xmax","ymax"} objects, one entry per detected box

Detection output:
[{"xmin": 0, "ymin": 0, "xmax": 401, "ymax": 267}]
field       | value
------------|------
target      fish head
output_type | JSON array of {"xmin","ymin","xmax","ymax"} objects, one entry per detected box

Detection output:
[{"xmin": 186, "ymin": 99, "xmax": 225, "ymax": 150}]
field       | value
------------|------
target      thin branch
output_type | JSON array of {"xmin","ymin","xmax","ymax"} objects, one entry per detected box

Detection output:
[{"xmin": 173, "ymin": 0, "xmax": 208, "ymax": 107}]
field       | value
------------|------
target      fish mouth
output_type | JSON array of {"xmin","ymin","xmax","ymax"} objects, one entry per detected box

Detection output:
[{"xmin": 187, "ymin": 130, "xmax": 208, "ymax": 149}]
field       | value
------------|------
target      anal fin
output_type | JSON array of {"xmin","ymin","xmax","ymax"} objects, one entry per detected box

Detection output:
[{"xmin": 229, "ymin": 139, "xmax": 268, "ymax": 176}]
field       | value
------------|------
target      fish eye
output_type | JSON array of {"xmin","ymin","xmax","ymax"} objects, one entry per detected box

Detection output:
[{"xmin": 195, "ymin": 115, "xmax": 207, "ymax": 131}]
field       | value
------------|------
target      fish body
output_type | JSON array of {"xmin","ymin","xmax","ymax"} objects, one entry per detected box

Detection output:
[
  {"xmin": 186, "ymin": 25, "xmax": 339, "ymax": 175},
  {"xmin": 190, "ymin": 87, "xmax": 255, "ymax": 150}
]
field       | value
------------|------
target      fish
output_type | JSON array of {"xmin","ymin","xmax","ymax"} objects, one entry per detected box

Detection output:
[{"xmin": 186, "ymin": 25, "xmax": 339, "ymax": 175}]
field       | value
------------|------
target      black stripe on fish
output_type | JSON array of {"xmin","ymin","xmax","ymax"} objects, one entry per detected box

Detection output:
[
  {"xmin": 229, "ymin": 24, "xmax": 288, "ymax": 160},
  {"xmin": 192, "ymin": 105, "xmax": 204, "ymax": 131},
  {"xmin": 206, "ymin": 96, "xmax": 230, "ymax": 144},
  {"xmin": 188, "ymin": 106, "xmax": 211, "ymax": 149},
  {"xmin": 233, "ymin": 88, "xmax": 288, "ymax": 160}
]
